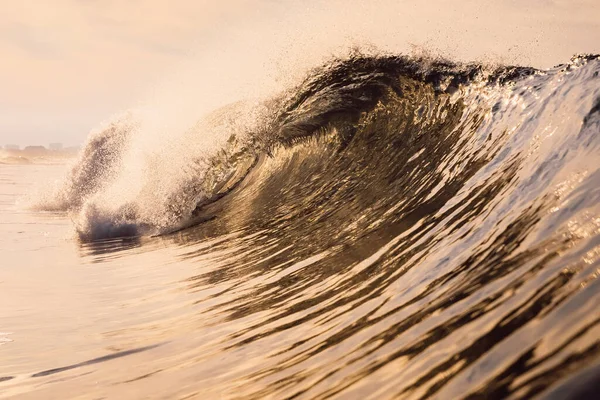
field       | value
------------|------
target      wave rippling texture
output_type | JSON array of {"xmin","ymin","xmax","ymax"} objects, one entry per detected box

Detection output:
[{"xmin": 40, "ymin": 53, "xmax": 600, "ymax": 398}]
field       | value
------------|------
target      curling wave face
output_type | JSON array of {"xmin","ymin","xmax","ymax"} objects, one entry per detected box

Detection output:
[
  {"xmin": 40, "ymin": 55, "xmax": 541, "ymax": 237},
  {"xmin": 33, "ymin": 53, "xmax": 600, "ymax": 397}
]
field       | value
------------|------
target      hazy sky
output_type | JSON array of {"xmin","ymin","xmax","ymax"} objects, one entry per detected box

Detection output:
[{"xmin": 1, "ymin": 0, "xmax": 599, "ymax": 147}]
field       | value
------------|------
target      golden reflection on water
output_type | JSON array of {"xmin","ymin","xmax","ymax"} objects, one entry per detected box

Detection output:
[{"xmin": 2, "ymin": 60, "xmax": 600, "ymax": 399}]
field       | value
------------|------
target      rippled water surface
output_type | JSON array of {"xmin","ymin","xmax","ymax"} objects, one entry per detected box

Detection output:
[{"xmin": 2, "ymin": 56, "xmax": 600, "ymax": 399}]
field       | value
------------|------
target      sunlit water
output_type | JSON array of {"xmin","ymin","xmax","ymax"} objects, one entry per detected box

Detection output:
[{"xmin": 2, "ymin": 55, "xmax": 600, "ymax": 399}]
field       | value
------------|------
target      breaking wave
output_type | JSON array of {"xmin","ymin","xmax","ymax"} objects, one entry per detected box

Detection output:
[
  {"xmin": 31, "ymin": 51, "xmax": 600, "ymax": 397},
  {"xmin": 40, "ymin": 53, "xmax": 592, "ymax": 239}
]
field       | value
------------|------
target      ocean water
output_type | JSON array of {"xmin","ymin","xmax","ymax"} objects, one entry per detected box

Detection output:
[{"xmin": 1, "ymin": 54, "xmax": 600, "ymax": 399}]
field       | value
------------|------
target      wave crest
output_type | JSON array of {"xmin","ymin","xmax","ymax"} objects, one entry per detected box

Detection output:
[{"xmin": 35, "ymin": 53, "xmax": 600, "ymax": 240}]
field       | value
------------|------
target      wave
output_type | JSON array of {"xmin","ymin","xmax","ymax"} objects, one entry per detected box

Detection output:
[
  {"xmin": 30, "ymin": 51, "xmax": 600, "ymax": 396},
  {"xmin": 37, "ymin": 53, "xmax": 599, "ymax": 242}
]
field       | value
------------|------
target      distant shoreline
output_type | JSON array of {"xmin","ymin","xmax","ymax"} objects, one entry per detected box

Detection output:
[{"xmin": 0, "ymin": 148, "xmax": 79, "ymax": 164}]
